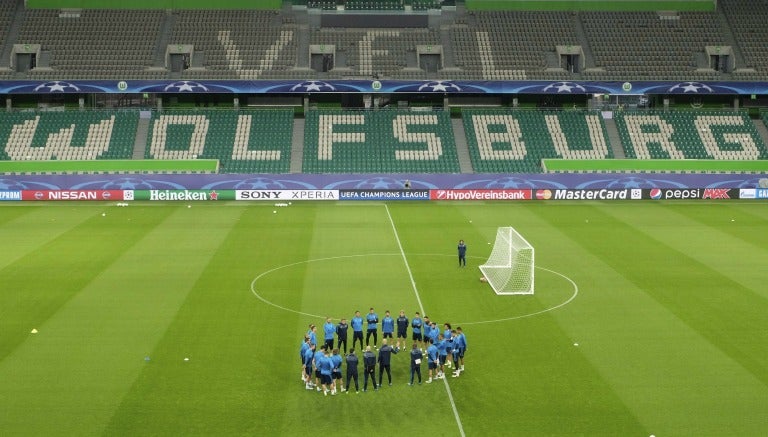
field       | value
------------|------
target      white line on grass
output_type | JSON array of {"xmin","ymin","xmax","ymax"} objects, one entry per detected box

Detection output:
[{"xmin": 383, "ymin": 204, "xmax": 466, "ymax": 437}]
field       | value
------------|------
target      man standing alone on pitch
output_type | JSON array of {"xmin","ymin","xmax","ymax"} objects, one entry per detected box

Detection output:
[
  {"xmin": 351, "ymin": 311, "xmax": 364, "ymax": 351},
  {"xmin": 458, "ymin": 239, "xmax": 467, "ymax": 267},
  {"xmin": 366, "ymin": 307, "xmax": 379, "ymax": 348},
  {"xmin": 363, "ymin": 346, "xmax": 378, "ymax": 391}
]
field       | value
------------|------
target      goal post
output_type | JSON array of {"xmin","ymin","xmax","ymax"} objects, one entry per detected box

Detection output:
[{"xmin": 479, "ymin": 227, "xmax": 534, "ymax": 295}]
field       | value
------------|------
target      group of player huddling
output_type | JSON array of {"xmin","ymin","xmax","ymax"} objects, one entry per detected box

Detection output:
[{"xmin": 300, "ymin": 308, "xmax": 468, "ymax": 395}]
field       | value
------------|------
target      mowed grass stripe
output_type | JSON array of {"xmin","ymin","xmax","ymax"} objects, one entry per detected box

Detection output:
[
  {"xmin": 0, "ymin": 204, "xmax": 242, "ymax": 436},
  {"xmin": 0, "ymin": 204, "xmax": 112, "ymax": 269},
  {"xmin": 0, "ymin": 205, "xmax": 174, "ymax": 364},
  {"xmin": 662, "ymin": 202, "xmax": 768, "ymax": 298},
  {"xmin": 531, "ymin": 202, "xmax": 768, "ymax": 434},
  {"xmin": 105, "ymin": 204, "xmax": 318, "ymax": 435},
  {"xmin": 289, "ymin": 204, "xmax": 461, "ymax": 433},
  {"xmin": 390, "ymin": 203, "xmax": 645, "ymax": 435},
  {"xmin": 590, "ymin": 202, "xmax": 768, "ymax": 384}
]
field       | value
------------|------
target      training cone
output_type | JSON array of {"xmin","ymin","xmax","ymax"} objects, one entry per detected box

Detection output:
[{"xmin": 30, "ymin": 329, "xmax": 38, "ymax": 334}]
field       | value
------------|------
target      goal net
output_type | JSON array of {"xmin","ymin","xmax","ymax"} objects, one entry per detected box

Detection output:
[{"xmin": 479, "ymin": 227, "xmax": 534, "ymax": 295}]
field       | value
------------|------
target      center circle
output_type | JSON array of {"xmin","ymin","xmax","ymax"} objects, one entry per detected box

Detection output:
[{"xmin": 249, "ymin": 253, "xmax": 578, "ymax": 325}]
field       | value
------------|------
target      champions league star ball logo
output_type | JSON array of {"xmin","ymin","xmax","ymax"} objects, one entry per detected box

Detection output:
[
  {"xmin": 290, "ymin": 80, "xmax": 336, "ymax": 92},
  {"xmin": 34, "ymin": 81, "xmax": 81, "ymax": 92},
  {"xmin": 418, "ymin": 81, "xmax": 461, "ymax": 92},
  {"xmin": 542, "ymin": 81, "xmax": 586, "ymax": 93},
  {"xmin": 164, "ymin": 81, "xmax": 209, "ymax": 92},
  {"xmin": 234, "ymin": 177, "xmax": 287, "ymax": 190},
  {"xmin": 605, "ymin": 177, "xmax": 659, "ymax": 189},
  {"xmin": 485, "ymin": 177, "xmax": 536, "ymax": 189},
  {"xmin": 354, "ymin": 177, "xmax": 403, "ymax": 189},
  {"xmin": 668, "ymin": 82, "xmax": 714, "ymax": 93},
  {"xmin": 0, "ymin": 179, "xmax": 28, "ymax": 190},
  {"xmin": 101, "ymin": 178, "xmax": 155, "ymax": 190}
]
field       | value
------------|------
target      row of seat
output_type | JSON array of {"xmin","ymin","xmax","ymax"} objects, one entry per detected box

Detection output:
[
  {"xmin": 614, "ymin": 111, "xmax": 768, "ymax": 160},
  {"xmin": 1, "ymin": 109, "xmax": 766, "ymax": 173},
  {"xmin": 7, "ymin": 4, "xmax": 768, "ymax": 80}
]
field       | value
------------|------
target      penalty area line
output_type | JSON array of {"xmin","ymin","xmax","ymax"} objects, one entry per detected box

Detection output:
[{"xmin": 383, "ymin": 204, "xmax": 466, "ymax": 437}]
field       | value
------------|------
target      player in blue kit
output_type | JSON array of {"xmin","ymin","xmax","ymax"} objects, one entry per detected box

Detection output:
[
  {"xmin": 366, "ymin": 307, "xmax": 379, "ymax": 348},
  {"xmin": 303, "ymin": 343, "xmax": 316, "ymax": 390},
  {"xmin": 396, "ymin": 310, "xmax": 408, "ymax": 350},
  {"xmin": 331, "ymin": 348, "xmax": 344, "ymax": 393},
  {"xmin": 318, "ymin": 349, "xmax": 336, "ymax": 396},
  {"xmin": 299, "ymin": 336, "xmax": 310, "ymax": 381},
  {"xmin": 351, "ymin": 311, "xmax": 364, "ymax": 351},
  {"xmin": 411, "ymin": 312, "xmax": 423, "ymax": 349},
  {"xmin": 422, "ymin": 317, "xmax": 431, "ymax": 352},
  {"xmin": 382, "ymin": 310, "xmax": 395, "ymax": 342},
  {"xmin": 436, "ymin": 334, "xmax": 448, "ymax": 379},
  {"xmin": 323, "ymin": 317, "xmax": 335, "ymax": 350},
  {"xmin": 452, "ymin": 327, "xmax": 467, "ymax": 377},
  {"xmin": 443, "ymin": 323, "xmax": 454, "ymax": 369},
  {"xmin": 313, "ymin": 345, "xmax": 326, "ymax": 390},
  {"xmin": 308, "ymin": 324, "xmax": 317, "ymax": 348},
  {"xmin": 425, "ymin": 339, "xmax": 439, "ymax": 383}
]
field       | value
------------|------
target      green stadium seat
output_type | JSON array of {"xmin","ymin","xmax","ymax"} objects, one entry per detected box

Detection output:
[
  {"xmin": 146, "ymin": 109, "xmax": 294, "ymax": 173},
  {"xmin": 303, "ymin": 109, "xmax": 459, "ymax": 173},
  {"xmin": 462, "ymin": 109, "xmax": 613, "ymax": 173},
  {"xmin": 614, "ymin": 110, "xmax": 768, "ymax": 160}
]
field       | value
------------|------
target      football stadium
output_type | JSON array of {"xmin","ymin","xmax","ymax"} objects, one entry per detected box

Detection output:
[{"xmin": 1, "ymin": 0, "xmax": 767, "ymax": 435}]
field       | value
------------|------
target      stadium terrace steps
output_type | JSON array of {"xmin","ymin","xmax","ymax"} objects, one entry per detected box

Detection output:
[{"xmin": 451, "ymin": 118, "xmax": 474, "ymax": 173}]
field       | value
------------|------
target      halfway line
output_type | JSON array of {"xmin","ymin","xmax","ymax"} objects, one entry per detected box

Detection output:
[{"xmin": 383, "ymin": 204, "xmax": 466, "ymax": 437}]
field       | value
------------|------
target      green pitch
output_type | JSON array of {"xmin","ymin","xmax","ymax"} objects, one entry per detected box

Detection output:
[{"xmin": 1, "ymin": 201, "xmax": 767, "ymax": 436}]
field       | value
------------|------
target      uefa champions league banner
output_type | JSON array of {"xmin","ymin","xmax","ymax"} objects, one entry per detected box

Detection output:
[
  {"xmin": 0, "ymin": 173, "xmax": 766, "ymax": 196},
  {"xmin": 1, "ymin": 173, "xmax": 766, "ymax": 202},
  {"xmin": 1, "ymin": 79, "xmax": 768, "ymax": 95}
]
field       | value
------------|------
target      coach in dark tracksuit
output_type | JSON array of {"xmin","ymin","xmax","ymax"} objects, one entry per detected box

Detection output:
[
  {"xmin": 345, "ymin": 349, "xmax": 359, "ymax": 393},
  {"xmin": 377, "ymin": 339, "xmax": 398, "ymax": 386},
  {"xmin": 363, "ymin": 346, "xmax": 378, "ymax": 391}
]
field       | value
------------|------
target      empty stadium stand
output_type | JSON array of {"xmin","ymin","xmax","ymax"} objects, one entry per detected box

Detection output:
[
  {"xmin": 170, "ymin": 9, "xmax": 298, "ymax": 80},
  {"xmin": 0, "ymin": 110, "xmax": 138, "ymax": 160},
  {"xmin": 303, "ymin": 109, "xmax": 460, "ymax": 173},
  {"xmin": 0, "ymin": 1, "xmax": 765, "ymax": 80},
  {"xmin": 614, "ymin": 110, "xmax": 768, "ymax": 160},
  {"xmin": 462, "ymin": 109, "xmax": 613, "ymax": 173},
  {"xmin": 311, "ymin": 28, "xmax": 440, "ymax": 78},
  {"xmin": 720, "ymin": 0, "xmax": 768, "ymax": 80},
  {"xmin": 146, "ymin": 109, "xmax": 294, "ymax": 173},
  {"xmin": 451, "ymin": 11, "xmax": 579, "ymax": 81},
  {"xmin": 581, "ymin": 11, "xmax": 727, "ymax": 81},
  {"xmin": 16, "ymin": 9, "xmax": 165, "ymax": 79}
]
